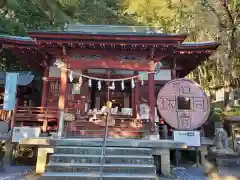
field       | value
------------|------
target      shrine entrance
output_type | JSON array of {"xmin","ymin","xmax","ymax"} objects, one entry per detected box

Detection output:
[{"xmin": 90, "ymin": 79, "xmax": 132, "ymax": 112}]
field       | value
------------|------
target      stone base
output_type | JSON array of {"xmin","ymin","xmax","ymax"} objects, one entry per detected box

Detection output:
[
  {"xmin": 208, "ymin": 148, "xmax": 240, "ymax": 168},
  {"xmin": 144, "ymin": 135, "xmax": 160, "ymax": 140},
  {"xmin": 152, "ymin": 148, "xmax": 170, "ymax": 175},
  {"xmin": 36, "ymin": 147, "xmax": 54, "ymax": 174}
]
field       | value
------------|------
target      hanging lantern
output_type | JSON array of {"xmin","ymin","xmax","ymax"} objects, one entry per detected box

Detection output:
[
  {"xmin": 131, "ymin": 79, "xmax": 135, "ymax": 88},
  {"xmin": 121, "ymin": 80, "xmax": 125, "ymax": 90},
  {"xmin": 69, "ymin": 71, "xmax": 73, "ymax": 82},
  {"xmin": 98, "ymin": 81, "xmax": 101, "ymax": 90},
  {"xmin": 88, "ymin": 79, "xmax": 92, "ymax": 87}
]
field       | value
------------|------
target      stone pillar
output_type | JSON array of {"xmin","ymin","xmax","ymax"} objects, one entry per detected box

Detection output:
[
  {"xmin": 160, "ymin": 149, "xmax": 171, "ymax": 175},
  {"xmin": 41, "ymin": 67, "xmax": 49, "ymax": 107},
  {"xmin": 152, "ymin": 148, "xmax": 171, "ymax": 175},
  {"xmin": 36, "ymin": 147, "xmax": 54, "ymax": 174},
  {"xmin": 148, "ymin": 72, "xmax": 155, "ymax": 133}
]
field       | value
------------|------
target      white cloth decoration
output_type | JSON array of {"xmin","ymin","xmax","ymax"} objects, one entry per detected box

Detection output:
[
  {"xmin": 121, "ymin": 80, "xmax": 124, "ymax": 90},
  {"xmin": 109, "ymin": 81, "xmax": 115, "ymax": 90},
  {"xmin": 112, "ymin": 81, "xmax": 115, "ymax": 90},
  {"xmin": 69, "ymin": 71, "xmax": 73, "ymax": 82},
  {"xmin": 131, "ymin": 79, "xmax": 135, "ymax": 88},
  {"xmin": 79, "ymin": 76, "xmax": 83, "ymax": 87},
  {"xmin": 140, "ymin": 75, "xmax": 144, "ymax": 86},
  {"xmin": 88, "ymin": 79, "xmax": 92, "ymax": 87},
  {"xmin": 98, "ymin": 81, "xmax": 101, "ymax": 90}
]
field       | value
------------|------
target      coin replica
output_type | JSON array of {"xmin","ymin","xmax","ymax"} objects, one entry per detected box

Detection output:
[{"xmin": 157, "ymin": 78, "xmax": 210, "ymax": 130}]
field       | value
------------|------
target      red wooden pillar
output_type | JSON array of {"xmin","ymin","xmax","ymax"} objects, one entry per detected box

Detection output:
[
  {"xmin": 171, "ymin": 58, "xmax": 177, "ymax": 79},
  {"xmin": 135, "ymin": 71, "xmax": 140, "ymax": 118},
  {"xmin": 41, "ymin": 67, "xmax": 49, "ymax": 107},
  {"xmin": 148, "ymin": 48, "xmax": 156, "ymax": 133},
  {"xmin": 57, "ymin": 63, "xmax": 67, "ymax": 131},
  {"xmin": 148, "ymin": 71, "xmax": 155, "ymax": 133},
  {"xmin": 58, "ymin": 65, "xmax": 67, "ymax": 111},
  {"xmin": 131, "ymin": 81, "xmax": 135, "ymax": 116}
]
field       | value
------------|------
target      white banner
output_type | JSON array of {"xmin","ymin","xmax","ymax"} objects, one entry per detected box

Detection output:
[{"xmin": 3, "ymin": 73, "xmax": 18, "ymax": 110}]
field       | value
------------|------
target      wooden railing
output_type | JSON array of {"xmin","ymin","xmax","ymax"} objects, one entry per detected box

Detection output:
[
  {"xmin": 14, "ymin": 106, "xmax": 58, "ymax": 132},
  {"xmin": 13, "ymin": 106, "xmax": 90, "ymax": 132},
  {"xmin": 0, "ymin": 105, "xmax": 145, "ymax": 138},
  {"xmin": 0, "ymin": 107, "xmax": 11, "ymax": 122}
]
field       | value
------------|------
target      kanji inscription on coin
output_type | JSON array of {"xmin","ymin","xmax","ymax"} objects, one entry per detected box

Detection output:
[{"xmin": 157, "ymin": 78, "xmax": 210, "ymax": 130}]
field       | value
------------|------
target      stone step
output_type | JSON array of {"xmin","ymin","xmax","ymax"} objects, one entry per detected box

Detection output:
[
  {"xmin": 54, "ymin": 146, "xmax": 152, "ymax": 156},
  {"xmin": 46, "ymin": 163, "xmax": 156, "ymax": 174},
  {"xmin": 53, "ymin": 138, "xmax": 183, "ymax": 149},
  {"xmin": 49, "ymin": 154, "xmax": 154, "ymax": 164},
  {"xmin": 41, "ymin": 172, "xmax": 156, "ymax": 180}
]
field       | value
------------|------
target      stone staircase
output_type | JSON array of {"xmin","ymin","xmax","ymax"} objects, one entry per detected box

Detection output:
[{"xmin": 41, "ymin": 145, "xmax": 157, "ymax": 180}]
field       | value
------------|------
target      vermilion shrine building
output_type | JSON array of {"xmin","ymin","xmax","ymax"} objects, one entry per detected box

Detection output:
[{"xmin": 0, "ymin": 25, "xmax": 219, "ymax": 137}]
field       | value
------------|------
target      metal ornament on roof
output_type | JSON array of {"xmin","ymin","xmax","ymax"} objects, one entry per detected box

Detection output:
[{"xmin": 157, "ymin": 78, "xmax": 210, "ymax": 130}]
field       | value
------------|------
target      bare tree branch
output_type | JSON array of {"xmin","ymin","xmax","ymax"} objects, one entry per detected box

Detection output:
[{"xmin": 220, "ymin": 0, "xmax": 234, "ymax": 26}]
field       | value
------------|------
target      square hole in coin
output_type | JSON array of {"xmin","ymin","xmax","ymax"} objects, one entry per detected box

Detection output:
[{"xmin": 177, "ymin": 96, "xmax": 191, "ymax": 110}]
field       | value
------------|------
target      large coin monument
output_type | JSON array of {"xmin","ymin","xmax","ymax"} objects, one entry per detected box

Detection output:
[{"xmin": 157, "ymin": 78, "xmax": 210, "ymax": 130}]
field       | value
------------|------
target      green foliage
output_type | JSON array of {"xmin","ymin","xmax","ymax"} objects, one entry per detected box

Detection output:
[
  {"xmin": 208, "ymin": 109, "xmax": 222, "ymax": 122},
  {"xmin": 223, "ymin": 106, "xmax": 240, "ymax": 116},
  {"xmin": 0, "ymin": 0, "xmax": 239, "ymax": 82}
]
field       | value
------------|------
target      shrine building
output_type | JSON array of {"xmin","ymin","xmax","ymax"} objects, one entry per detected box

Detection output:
[{"xmin": 0, "ymin": 24, "xmax": 219, "ymax": 138}]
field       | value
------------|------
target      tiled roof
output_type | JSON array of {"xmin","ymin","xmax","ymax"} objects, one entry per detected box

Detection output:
[{"xmin": 28, "ymin": 24, "xmax": 186, "ymax": 37}]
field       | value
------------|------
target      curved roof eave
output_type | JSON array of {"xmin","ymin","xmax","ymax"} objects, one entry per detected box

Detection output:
[
  {"xmin": 0, "ymin": 34, "xmax": 36, "ymax": 47},
  {"xmin": 177, "ymin": 41, "xmax": 220, "ymax": 51}
]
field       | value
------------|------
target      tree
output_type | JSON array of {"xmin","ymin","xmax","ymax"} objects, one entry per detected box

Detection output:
[{"xmin": 194, "ymin": 0, "xmax": 240, "ymax": 108}]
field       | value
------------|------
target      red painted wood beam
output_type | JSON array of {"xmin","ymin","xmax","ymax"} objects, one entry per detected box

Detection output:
[
  {"xmin": 68, "ymin": 49, "xmax": 148, "ymax": 57},
  {"xmin": 37, "ymin": 40, "xmax": 178, "ymax": 46},
  {"xmin": 68, "ymin": 59, "xmax": 151, "ymax": 71}
]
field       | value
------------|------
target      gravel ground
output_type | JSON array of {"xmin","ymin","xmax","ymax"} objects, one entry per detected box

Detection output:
[
  {"xmin": 0, "ymin": 166, "xmax": 239, "ymax": 180},
  {"xmin": 0, "ymin": 165, "xmax": 33, "ymax": 180},
  {"xmin": 0, "ymin": 166, "xmax": 206, "ymax": 180},
  {"xmin": 172, "ymin": 167, "xmax": 206, "ymax": 180}
]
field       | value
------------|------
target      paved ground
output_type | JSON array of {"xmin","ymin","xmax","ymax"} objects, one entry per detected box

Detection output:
[{"xmin": 0, "ymin": 166, "xmax": 239, "ymax": 180}]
